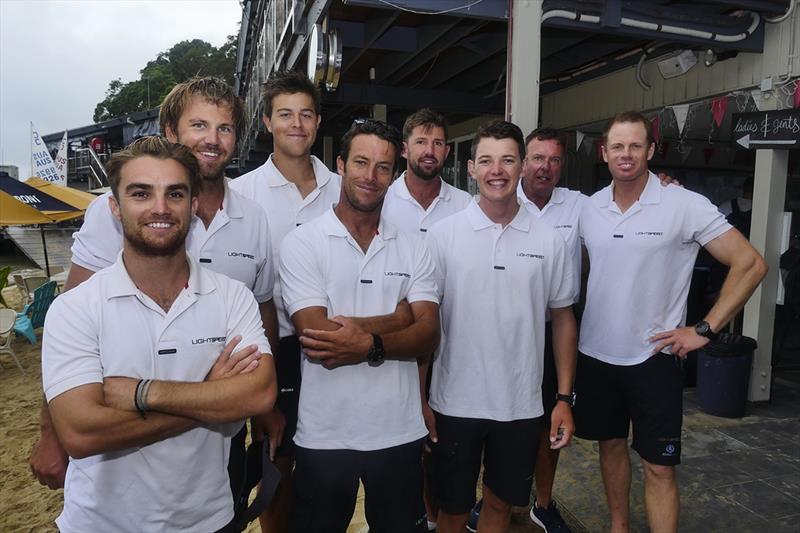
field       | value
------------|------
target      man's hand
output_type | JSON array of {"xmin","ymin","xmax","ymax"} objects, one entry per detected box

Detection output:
[
  {"xmin": 253, "ymin": 409, "xmax": 286, "ymax": 462},
  {"xmin": 206, "ymin": 335, "xmax": 261, "ymax": 380},
  {"xmin": 549, "ymin": 401, "xmax": 575, "ymax": 450},
  {"xmin": 650, "ymin": 326, "xmax": 710, "ymax": 358},
  {"xmin": 657, "ymin": 172, "xmax": 682, "ymax": 187},
  {"xmin": 29, "ymin": 427, "xmax": 69, "ymax": 489},
  {"xmin": 300, "ymin": 316, "xmax": 373, "ymax": 369},
  {"xmin": 422, "ymin": 401, "xmax": 437, "ymax": 452}
]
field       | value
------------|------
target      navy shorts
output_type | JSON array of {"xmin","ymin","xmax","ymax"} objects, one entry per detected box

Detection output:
[
  {"xmin": 573, "ymin": 352, "xmax": 683, "ymax": 466},
  {"xmin": 273, "ymin": 335, "xmax": 301, "ymax": 457}
]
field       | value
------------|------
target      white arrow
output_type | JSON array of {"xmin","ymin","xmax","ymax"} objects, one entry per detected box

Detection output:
[{"xmin": 737, "ymin": 134, "xmax": 798, "ymax": 149}]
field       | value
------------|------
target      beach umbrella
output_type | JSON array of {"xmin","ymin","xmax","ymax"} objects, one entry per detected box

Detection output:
[
  {"xmin": 0, "ymin": 176, "xmax": 85, "ymax": 276},
  {"xmin": 25, "ymin": 177, "xmax": 98, "ymax": 210}
]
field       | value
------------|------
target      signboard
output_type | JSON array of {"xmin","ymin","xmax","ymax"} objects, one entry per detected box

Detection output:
[{"xmin": 732, "ymin": 109, "xmax": 800, "ymax": 150}]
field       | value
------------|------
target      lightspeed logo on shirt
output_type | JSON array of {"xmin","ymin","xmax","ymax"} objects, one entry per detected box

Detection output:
[
  {"xmin": 191, "ymin": 336, "xmax": 227, "ymax": 345},
  {"xmin": 634, "ymin": 231, "xmax": 664, "ymax": 237},
  {"xmin": 385, "ymin": 271, "xmax": 411, "ymax": 278},
  {"xmin": 227, "ymin": 251, "xmax": 255, "ymax": 259},
  {"xmin": 516, "ymin": 252, "xmax": 545, "ymax": 259}
]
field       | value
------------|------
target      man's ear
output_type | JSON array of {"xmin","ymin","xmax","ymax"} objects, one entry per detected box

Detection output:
[
  {"xmin": 336, "ymin": 156, "xmax": 345, "ymax": 176},
  {"xmin": 109, "ymin": 194, "xmax": 121, "ymax": 221},
  {"xmin": 165, "ymin": 123, "xmax": 178, "ymax": 143}
]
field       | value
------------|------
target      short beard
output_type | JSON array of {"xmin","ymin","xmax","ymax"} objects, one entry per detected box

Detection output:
[
  {"xmin": 123, "ymin": 223, "xmax": 189, "ymax": 258},
  {"xmin": 342, "ymin": 185, "xmax": 385, "ymax": 213},
  {"xmin": 408, "ymin": 160, "xmax": 442, "ymax": 181}
]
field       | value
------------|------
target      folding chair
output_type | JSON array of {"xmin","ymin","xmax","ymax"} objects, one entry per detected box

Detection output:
[
  {"xmin": 23, "ymin": 276, "xmax": 48, "ymax": 304},
  {"xmin": 14, "ymin": 281, "xmax": 58, "ymax": 344},
  {"xmin": 0, "ymin": 308, "xmax": 25, "ymax": 373}
]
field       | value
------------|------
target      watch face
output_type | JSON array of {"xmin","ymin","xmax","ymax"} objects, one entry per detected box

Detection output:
[{"xmin": 696, "ymin": 322, "xmax": 710, "ymax": 335}]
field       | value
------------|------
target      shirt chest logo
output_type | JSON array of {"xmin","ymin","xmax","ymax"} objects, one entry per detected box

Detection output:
[
  {"xmin": 516, "ymin": 252, "xmax": 545, "ymax": 259},
  {"xmin": 634, "ymin": 231, "xmax": 664, "ymax": 237},
  {"xmin": 191, "ymin": 336, "xmax": 227, "ymax": 345},
  {"xmin": 385, "ymin": 271, "xmax": 411, "ymax": 278},
  {"xmin": 227, "ymin": 251, "xmax": 255, "ymax": 260}
]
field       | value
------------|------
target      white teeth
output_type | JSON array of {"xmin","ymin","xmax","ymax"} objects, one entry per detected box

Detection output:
[
  {"xmin": 201, "ymin": 152, "xmax": 220, "ymax": 158},
  {"xmin": 147, "ymin": 222, "xmax": 172, "ymax": 229}
]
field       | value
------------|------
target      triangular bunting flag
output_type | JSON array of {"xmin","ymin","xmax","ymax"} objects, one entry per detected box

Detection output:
[
  {"xmin": 583, "ymin": 136, "xmax": 594, "ymax": 156},
  {"xmin": 711, "ymin": 96, "xmax": 728, "ymax": 127},
  {"xmin": 575, "ymin": 130, "xmax": 585, "ymax": 152},
  {"xmin": 703, "ymin": 147, "xmax": 714, "ymax": 164},
  {"xmin": 651, "ymin": 115, "xmax": 661, "ymax": 145},
  {"xmin": 750, "ymin": 90, "xmax": 768, "ymax": 111},
  {"xmin": 671, "ymin": 104, "xmax": 690, "ymax": 135}
]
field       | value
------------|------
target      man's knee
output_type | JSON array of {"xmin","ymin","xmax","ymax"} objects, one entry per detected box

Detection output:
[
  {"xmin": 641, "ymin": 459, "xmax": 676, "ymax": 484},
  {"xmin": 599, "ymin": 437, "xmax": 628, "ymax": 456},
  {"xmin": 482, "ymin": 485, "xmax": 512, "ymax": 515}
]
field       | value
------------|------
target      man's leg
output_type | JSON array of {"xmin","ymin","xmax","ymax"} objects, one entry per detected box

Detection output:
[
  {"xmin": 642, "ymin": 459, "xmax": 678, "ymax": 533},
  {"xmin": 599, "ymin": 438, "xmax": 631, "ymax": 533},
  {"xmin": 260, "ymin": 335, "xmax": 302, "ymax": 533},
  {"xmin": 361, "ymin": 439, "xmax": 427, "ymax": 533},
  {"xmin": 477, "ymin": 484, "xmax": 512, "ymax": 532},
  {"xmin": 288, "ymin": 446, "xmax": 360, "ymax": 533},
  {"xmin": 428, "ymin": 413, "xmax": 486, "ymax": 533},
  {"xmin": 534, "ymin": 433, "xmax": 560, "ymax": 507}
]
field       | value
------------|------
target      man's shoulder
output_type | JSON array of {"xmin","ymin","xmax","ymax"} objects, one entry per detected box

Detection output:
[
  {"xmin": 428, "ymin": 207, "xmax": 469, "ymax": 236},
  {"xmin": 228, "ymin": 187, "xmax": 270, "ymax": 223},
  {"xmin": 444, "ymin": 182, "xmax": 473, "ymax": 206}
]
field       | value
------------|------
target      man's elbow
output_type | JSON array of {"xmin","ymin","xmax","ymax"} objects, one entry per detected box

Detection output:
[
  {"xmin": 56, "ymin": 427, "xmax": 99, "ymax": 459},
  {"xmin": 245, "ymin": 365, "xmax": 277, "ymax": 417}
]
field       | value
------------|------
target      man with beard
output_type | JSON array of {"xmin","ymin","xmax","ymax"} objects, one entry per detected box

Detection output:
[
  {"xmin": 279, "ymin": 120, "xmax": 440, "ymax": 532},
  {"xmin": 381, "ymin": 108, "xmax": 471, "ymax": 532},
  {"xmin": 576, "ymin": 111, "xmax": 766, "ymax": 532},
  {"xmin": 30, "ymin": 78, "xmax": 279, "ymax": 514},
  {"xmin": 230, "ymin": 70, "xmax": 341, "ymax": 533},
  {"xmin": 41, "ymin": 136, "xmax": 276, "ymax": 532}
]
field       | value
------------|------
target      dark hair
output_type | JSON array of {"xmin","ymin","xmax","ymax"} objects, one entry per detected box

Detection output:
[
  {"xmin": 602, "ymin": 110, "xmax": 654, "ymax": 147},
  {"xmin": 261, "ymin": 70, "xmax": 321, "ymax": 118},
  {"xmin": 471, "ymin": 120, "xmax": 525, "ymax": 160},
  {"xmin": 402, "ymin": 108, "xmax": 449, "ymax": 141},
  {"xmin": 106, "ymin": 136, "xmax": 200, "ymax": 199},
  {"xmin": 340, "ymin": 119, "xmax": 402, "ymax": 172},
  {"xmin": 159, "ymin": 77, "xmax": 245, "ymax": 147},
  {"xmin": 525, "ymin": 127, "xmax": 565, "ymax": 149}
]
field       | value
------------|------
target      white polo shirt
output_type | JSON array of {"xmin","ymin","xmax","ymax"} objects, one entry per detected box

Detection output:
[
  {"xmin": 382, "ymin": 172, "xmax": 472, "ymax": 235},
  {"xmin": 279, "ymin": 207, "xmax": 439, "ymax": 450},
  {"xmin": 518, "ymin": 183, "xmax": 585, "ymax": 305},
  {"xmin": 71, "ymin": 185, "xmax": 274, "ymax": 302},
  {"xmin": 231, "ymin": 155, "xmax": 341, "ymax": 338},
  {"xmin": 42, "ymin": 254, "xmax": 271, "ymax": 532},
  {"xmin": 426, "ymin": 200, "xmax": 574, "ymax": 421},
  {"xmin": 579, "ymin": 172, "xmax": 732, "ymax": 366}
]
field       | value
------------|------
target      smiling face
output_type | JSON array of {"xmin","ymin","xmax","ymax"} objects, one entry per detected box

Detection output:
[
  {"xmin": 522, "ymin": 137, "xmax": 563, "ymax": 203},
  {"xmin": 402, "ymin": 124, "xmax": 450, "ymax": 181},
  {"xmin": 109, "ymin": 156, "xmax": 197, "ymax": 257},
  {"xmin": 469, "ymin": 136, "xmax": 522, "ymax": 206},
  {"xmin": 602, "ymin": 120, "xmax": 655, "ymax": 184},
  {"xmin": 336, "ymin": 133, "xmax": 396, "ymax": 213},
  {"xmin": 164, "ymin": 95, "xmax": 235, "ymax": 181},
  {"xmin": 263, "ymin": 92, "xmax": 320, "ymax": 159}
]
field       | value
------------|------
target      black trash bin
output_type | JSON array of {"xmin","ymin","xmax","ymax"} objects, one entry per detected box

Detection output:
[{"xmin": 696, "ymin": 333, "xmax": 757, "ymax": 418}]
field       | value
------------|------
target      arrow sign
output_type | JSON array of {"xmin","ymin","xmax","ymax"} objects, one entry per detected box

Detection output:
[
  {"xmin": 731, "ymin": 109, "xmax": 800, "ymax": 150},
  {"xmin": 736, "ymin": 134, "xmax": 798, "ymax": 149}
]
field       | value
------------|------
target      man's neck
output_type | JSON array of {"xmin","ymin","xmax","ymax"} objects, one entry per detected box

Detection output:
[
  {"xmin": 272, "ymin": 151, "xmax": 317, "ymax": 198},
  {"xmin": 122, "ymin": 247, "xmax": 190, "ymax": 313},
  {"xmin": 522, "ymin": 180, "xmax": 553, "ymax": 210},
  {"xmin": 405, "ymin": 170, "xmax": 442, "ymax": 211},
  {"xmin": 612, "ymin": 170, "xmax": 650, "ymax": 213},
  {"xmin": 478, "ymin": 196, "xmax": 520, "ymax": 227},
  {"xmin": 334, "ymin": 202, "xmax": 381, "ymax": 253},
  {"xmin": 196, "ymin": 177, "xmax": 226, "ymax": 228}
]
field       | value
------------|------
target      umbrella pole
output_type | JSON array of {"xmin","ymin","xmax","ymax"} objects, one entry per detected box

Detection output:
[{"xmin": 40, "ymin": 226, "xmax": 51, "ymax": 277}]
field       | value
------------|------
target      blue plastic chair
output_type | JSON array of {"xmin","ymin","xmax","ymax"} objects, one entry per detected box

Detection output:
[{"xmin": 14, "ymin": 281, "xmax": 57, "ymax": 344}]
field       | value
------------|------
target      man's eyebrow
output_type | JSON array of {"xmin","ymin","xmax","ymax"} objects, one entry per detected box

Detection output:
[
  {"xmin": 125, "ymin": 182, "xmax": 153, "ymax": 192},
  {"xmin": 166, "ymin": 183, "xmax": 190, "ymax": 192}
]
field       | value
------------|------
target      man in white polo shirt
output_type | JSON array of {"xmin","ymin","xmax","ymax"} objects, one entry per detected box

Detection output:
[
  {"xmin": 426, "ymin": 120, "xmax": 577, "ymax": 533},
  {"xmin": 30, "ymin": 78, "xmax": 278, "ymax": 520},
  {"xmin": 382, "ymin": 107, "xmax": 472, "ymax": 532},
  {"xmin": 42, "ymin": 137, "xmax": 277, "ymax": 532},
  {"xmin": 576, "ymin": 110, "xmax": 767, "ymax": 533},
  {"xmin": 279, "ymin": 119, "xmax": 440, "ymax": 532},
  {"xmin": 230, "ymin": 70, "xmax": 340, "ymax": 532}
]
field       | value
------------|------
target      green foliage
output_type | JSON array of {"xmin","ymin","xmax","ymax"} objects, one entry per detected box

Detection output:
[
  {"xmin": 0, "ymin": 266, "xmax": 11, "ymax": 308},
  {"xmin": 93, "ymin": 35, "xmax": 238, "ymax": 123}
]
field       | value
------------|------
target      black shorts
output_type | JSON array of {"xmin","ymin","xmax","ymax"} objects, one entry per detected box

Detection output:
[
  {"xmin": 427, "ymin": 411, "xmax": 542, "ymax": 514},
  {"xmin": 273, "ymin": 335, "xmax": 301, "ymax": 457},
  {"xmin": 290, "ymin": 440, "xmax": 427, "ymax": 533},
  {"xmin": 573, "ymin": 352, "xmax": 683, "ymax": 466}
]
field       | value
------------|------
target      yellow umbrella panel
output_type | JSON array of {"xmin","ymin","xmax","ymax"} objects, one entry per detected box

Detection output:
[{"xmin": 25, "ymin": 177, "xmax": 98, "ymax": 210}]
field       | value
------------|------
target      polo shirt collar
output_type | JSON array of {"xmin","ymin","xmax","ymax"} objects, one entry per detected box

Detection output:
[
  {"xmin": 465, "ymin": 198, "xmax": 530, "ymax": 232},
  {"xmin": 516, "ymin": 182, "xmax": 566, "ymax": 209},
  {"xmin": 220, "ymin": 181, "xmax": 244, "ymax": 219},
  {"xmin": 264, "ymin": 154, "xmax": 334, "ymax": 189},
  {"xmin": 394, "ymin": 172, "xmax": 451, "ymax": 202},
  {"xmin": 106, "ymin": 251, "xmax": 215, "ymax": 299},
  {"xmin": 322, "ymin": 204, "xmax": 398, "ymax": 241},
  {"xmin": 599, "ymin": 171, "xmax": 662, "ymax": 208}
]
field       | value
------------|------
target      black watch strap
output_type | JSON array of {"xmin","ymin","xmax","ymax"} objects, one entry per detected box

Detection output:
[
  {"xmin": 367, "ymin": 334, "xmax": 385, "ymax": 366},
  {"xmin": 555, "ymin": 392, "xmax": 576, "ymax": 407},
  {"xmin": 695, "ymin": 320, "xmax": 718, "ymax": 340}
]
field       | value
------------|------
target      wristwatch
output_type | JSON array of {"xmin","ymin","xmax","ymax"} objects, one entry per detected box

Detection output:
[
  {"xmin": 694, "ymin": 320, "xmax": 718, "ymax": 341},
  {"xmin": 556, "ymin": 392, "xmax": 576, "ymax": 407},
  {"xmin": 367, "ymin": 334, "xmax": 385, "ymax": 366}
]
